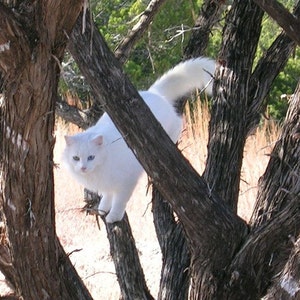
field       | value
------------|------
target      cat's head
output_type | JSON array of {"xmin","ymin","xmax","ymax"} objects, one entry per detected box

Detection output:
[{"xmin": 63, "ymin": 134, "xmax": 106, "ymax": 175}]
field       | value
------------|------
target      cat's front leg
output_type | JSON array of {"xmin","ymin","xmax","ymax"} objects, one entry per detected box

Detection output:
[
  {"xmin": 98, "ymin": 193, "xmax": 112, "ymax": 216},
  {"xmin": 105, "ymin": 192, "xmax": 131, "ymax": 223}
]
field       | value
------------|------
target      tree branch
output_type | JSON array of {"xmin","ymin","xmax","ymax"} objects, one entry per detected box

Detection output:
[
  {"xmin": 263, "ymin": 235, "xmax": 300, "ymax": 299},
  {"xmin": 253, "ymin": 0, "xmax": 300, "ymax": 45},
  {"xmin": 56, "ymin": 96, "xmax": 89, "ymax": 129},
  {"xmin": 63, "ymin": 0, "xmax": 166, "ymax": 128},
  {"xmin": 68, "ymin": 16, "xmax": 155, "ymax": 300},
  {"xmin": 115, "ymin": 0, "xmax": 167, "ymax": 65},
  {"xmin": 82, "ymin": 189, "xmax": 154, "ymax": 300},
  {"xmin": 69, "ymin": 11, "xmax": 248, "ymax": 296},
  {"xmin": 152, "ymin": 189, "xmax": 190, "ymax": 300},
  {"xmin": 152, "ymin": 1, "xmax": 225, "ymax": 298},
  {"xmin": 184, "ymin": 0, "xmax": 225, "ymax": 58},
  {"xmin": 105, "ymin": 215, "xmax": 154, "ymax": 300},
  {"xmin": 231, "ymin": 81, "xmax": 300, "ymax": 297},
  {"xmin": 246, "ymin": 1, "xmax": 300, "ymax": 133},
  {"xmin": 251, "ymin": 82, "xmax": 300, "ymax": 229},
  {"xmin": 224, "ymin": 196, "xmax": 300, "ymax": 298}
]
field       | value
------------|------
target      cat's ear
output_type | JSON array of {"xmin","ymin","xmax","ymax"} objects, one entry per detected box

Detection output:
[
  {"xmin": 64, "ymin": 135, "xmax": 74, "ymax": 146},
  {"xmin": 92, "ymin": 135, "xmax": 103, "ymax": 146}
]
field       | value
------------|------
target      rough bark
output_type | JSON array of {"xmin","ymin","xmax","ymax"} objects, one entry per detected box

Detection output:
[
  {"xmin": 152, "ymin": 1, "xmax": 225, "ymax": 298},
  {"xmin": 56, "ymin": 95, "xmax": 91, "ymax": 130},
  {"xmin": 152, "ymin": 189, "xmax": 190, "ymax": 300},
  {"xmin": 251, "ymin": 82, "xmax": 300, "ymax": 229},
  {"xmin": 246, "ymin": 1, "xmax": 300, "ymax": 133},
  {"xmin": 69, "ymin": 9, "xmax": 248, "ymax": 299},
  {"xmin": 83, "ymin": 189, "xmax": 154, "ymax": 300},
  {"xmin": 184, "ymin": 0, "xmax": 225, "ymax": 58},
  {"xmin": 203, "ymin": 1, "xmax": 264, "ymax": 212},
  {"xmin": 0, "ymin": 2, "xmax": 93, "ymax": 299},
  {"xmin": 253, "ymin": 0, "xmax": 300, "ymax": 45},
  {"xmin": 221, "ymin": 60, "xmax": 300, "ymax": 299},
  {"xmin": 105, "ymin": 216, "xmax": 154, "ymax": 300},
  {"xmin": 263, "ymin": 235, "xmax": 300, "ymax": 299}
]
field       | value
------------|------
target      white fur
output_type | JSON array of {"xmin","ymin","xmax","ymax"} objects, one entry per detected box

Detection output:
[
  {"xmin": 148, "ymin": 57, "xmax": 215, "ymax": 101},
  {"xmin": 62, "ymin": 57, "xmax": 215, "ymax": 223}
]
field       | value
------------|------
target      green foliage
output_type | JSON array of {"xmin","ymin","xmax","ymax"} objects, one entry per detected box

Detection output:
[
  {"xmin": 92, "ymin": 0, "xmax": 201, "ymax": 89},
  {"xmin": 63, "ymin": 0, "xmax": 299, "ymax": 121}
]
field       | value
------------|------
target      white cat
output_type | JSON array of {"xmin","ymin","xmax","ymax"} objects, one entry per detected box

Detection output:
[{"xmin": 62, "ymin": 57, "xmax": 215, "ymax": 223}]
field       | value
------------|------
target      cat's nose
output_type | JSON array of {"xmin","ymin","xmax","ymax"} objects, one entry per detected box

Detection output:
[{"xmin": 81, "ymin": 166, "xmax": 87, "ymax": 172}]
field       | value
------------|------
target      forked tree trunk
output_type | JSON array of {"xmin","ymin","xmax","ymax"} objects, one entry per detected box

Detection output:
[
  {"xmin": 68, "ymin": 2, "xmax": 300, "ymax": 299},
  {"xmin": 2, "ymin": 0, "xmax": 300, "ymax": 299},
  {"xmin": 69, "ymin": 8, "xmax": 248, "ymax": 300},
  {"xmin": 0, "ymin": 2, "xmax": 93, "ymax": 299}
]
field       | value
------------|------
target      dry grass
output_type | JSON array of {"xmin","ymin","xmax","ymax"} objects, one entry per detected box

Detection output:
[
  {"xmin": 0, "ymin": 101, "xmax": 279, "ymax": 298},
  {"xmin": 181, "ymin": 100, "xmax": 280, "ymax": 222}
]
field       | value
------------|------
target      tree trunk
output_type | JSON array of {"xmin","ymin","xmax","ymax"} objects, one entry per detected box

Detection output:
[
  {"xmin": 203, "ymin": 0, "xmax": 264, "ymax": 212},
  {"xmin": 105, "ymin": 215, "xmax": 154, "ymax": 300},
  {"xmin": 69, "ymin": 15, "xmax": 155, "ymax": 300},
  {"xmin": 0, "ymin": 2, "xmax": 93, "ymax": 299},
  {"xmin": 69, "ymin": 7, "xmax": 249, "ymax": 299},
  {"xmin": 218, "ymin": 82, "xmax": 300, "ymax": 299},
  {"xmin": 152, "ymin": 189, "xmax": 190, "ymax": 300},
  {"xmin": 152, "ymin": 1, "xmax": 225, "ymax": 298}
]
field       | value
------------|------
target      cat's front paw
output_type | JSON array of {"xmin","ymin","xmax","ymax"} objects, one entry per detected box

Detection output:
[
  {"xmin": 98, "ymin": 197, "xmax": 112, "ymax": 216},
  {"xmin": 98, "ymin": 209, "xmax": 108, "ymax": 216},
  {"xmin": 105, "ymin": 211, "xmax": 125, "ymax": 223}
]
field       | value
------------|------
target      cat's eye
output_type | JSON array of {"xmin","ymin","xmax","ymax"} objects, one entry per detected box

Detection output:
[
  {"xmin": 73, "ymin": 156, "xmax": 80, "ymax": 161},
  {"xmin": 88, "ymin": 155, "xmax": 95, "ymax": 161}
]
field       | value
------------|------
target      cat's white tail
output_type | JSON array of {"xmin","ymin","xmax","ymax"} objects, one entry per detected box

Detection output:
[{"xmin": 148, "ymin": 57, "xmax": 215, "ymax": 104}]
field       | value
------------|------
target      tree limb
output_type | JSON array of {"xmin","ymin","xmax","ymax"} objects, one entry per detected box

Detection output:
[
  {"xmin": 184, "ymin": 0, "xmax": 225, "ymax": 58},
  {"xmin": 62, "ymin": 0, "xmax": 167, "ymax": 128},
  {"xmin": 105, "ymin": 215, "xmax": 154, "ymax": 300},
  {"xmin": 253, "ymin": 0, "xmax": 300, "ymax": 45},
  {"xmin": 115, "ymin": 0, "xmax": 167, "ymax": 65},
  {"xmin": 246, "ymin": 1, "xmax": 300, "ymax": 133},
  {"xmin": 69, "ymin": 10, "xmax": 248, "ymax": 297},
  {"xmin": 152, "ymin": 189, "xmax": 190, "ymax": 300},
  {"xmin": 152, "ymin": 1, "xmax": 225, "ymax": 298},
  {"xmin": 82, "ymin": 189, "xmax": 154, "ymax": 300},
  {"xmin": 263, "ymin": 235, "xmax": 300, "ymax": 299},
  {"xmin": 68, "ymin": 15, "xmax": 155, "ymax": 300},
  {"xmin": 224, "ymin": 196, "xmax": 300, "ymax": 298},
  {"xmin": 251, "ymin": 82, "xmax": 300, "ymax": 229},
  {"xmin": 56, "ymin": 96, "xmax": 89, "ymax": 129},
  {"xmin": 240, "ymin": 81, "xmax": 300, "ymax": 297}
]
